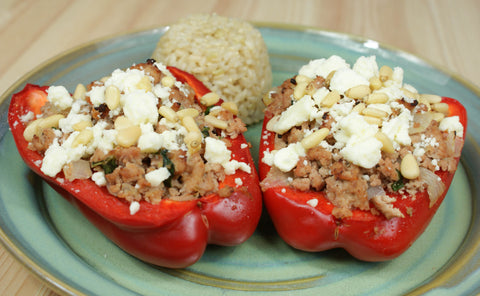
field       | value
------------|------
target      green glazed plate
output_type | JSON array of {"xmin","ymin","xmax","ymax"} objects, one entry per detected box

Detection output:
[{"xmin": 0, "ymin": 23, "xmax": 479, "ymax": 296}]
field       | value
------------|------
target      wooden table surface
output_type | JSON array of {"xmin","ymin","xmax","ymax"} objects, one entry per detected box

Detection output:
[{"xmin": 0, "ymin": 0, "xmax": 479, "ymax": 295}]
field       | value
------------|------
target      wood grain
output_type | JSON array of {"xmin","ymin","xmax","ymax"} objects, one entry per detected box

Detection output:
[{"xmin": 0, "ymin": 0, "xmax": 478, "ymax": 294}]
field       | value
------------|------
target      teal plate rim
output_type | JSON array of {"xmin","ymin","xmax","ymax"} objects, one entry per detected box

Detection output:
[{"xmin": 0, "ymin": 22, "xmax": 479, "ymax": 296}]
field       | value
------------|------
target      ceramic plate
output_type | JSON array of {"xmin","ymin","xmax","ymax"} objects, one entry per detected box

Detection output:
[{"xmin": 0, "ymin": 24, "xmax": 479, "ymax": 296}]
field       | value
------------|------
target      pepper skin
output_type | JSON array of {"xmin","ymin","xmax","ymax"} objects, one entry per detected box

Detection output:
[
  {"xmin": 259, "ymin": 97, "xmax": 467, "ymax": 261},
  {"xmin": 8, "ymin": 68, "xmax": 262, "ymax": 268}
]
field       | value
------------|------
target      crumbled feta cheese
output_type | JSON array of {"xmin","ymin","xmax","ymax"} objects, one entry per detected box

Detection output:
[
  {"xmin": 129, "ymin": 201, "xmax": 140, "ymax": 215},
  {"xmin": 41, "ymin": 139, "xmax": 67, "ymax": 177},
  {"xmin": 299, "ymin": 55, "xmax": 350, "ymax": 78},
  {"xmin": 224, "ymin": 160, "xmax": 251, "ymax": 175},
  {"xmin": 439, "ymin": 116, "xmax": 464, "ymax": 136},
  {"xmin": 47, "ymin": 86, "xmax": 73, "ymax": 110},
  {"xmin": 268, "ymin": 95, "xmax": 317, "ymax": 134},
  {"xmin": 86, "ymin": 86, "xmax": 106, "ymax": 107},
  {"xmin": 334, "ymin": 112, "xmax": 382, "ymax": 168},
  {"xmin": 235, "ymin": 178, "xmax": 243, "ymax": 187},
  {"xmin": 204, "ymin": 137, "xmax": 250, "ymax": 174},
  {"xmin": 145, "ymin": 167, "xmax": 171, "ymax": 187},
  {"xmin": 92, "ymin": 171, "xmax": 106, "ymax": 186},
  {"xmin": 19, "ymin": 111, "xmax": 34, "ymax": 123},
  {"xmin": 205, "ymin": 137, "xmax": 231, "ymax": 164},
  {"xmin": 240, "ymin": 143, "xmax": 248, "ymax": 149},
  {"xmin": 137, "ymin": 124, "xmax": 163, "ymax": 153},
  {"xmin": 122, "ymin": 90, "xmax": 159, "ymax": 125},
  {"xmin": 306, "ymin": 198, "xmax": 318, "ymax": 207},
  {"xmin": 273, "ymin": 142, "xmax": 306, "ymax": 172},
  {"xmin": 59, "ymin": 100, "xmax": 91, "ymax": 133},
  {"xmin": 382, "ymin": 109, "xmax": 412, "ymax": 147},
  {"xmin": 330, "ymin": 68, "xmax": 370, "ymax": 95},
  {"xmin": 105, "ymin": 68, "xmax": 150, "ymax": 94},
  {"xmin": 353, "ymin": 55, "xmax": 379, "ymax": 80}
]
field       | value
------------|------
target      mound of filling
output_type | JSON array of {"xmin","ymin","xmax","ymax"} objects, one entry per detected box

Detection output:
[
  {"xmin": 21, "ymin": 59, "xmax": 252, "ymax": 210},
  {"xmin": 261, "ymin": 55, "xmax": 464, "ymax": 219}
]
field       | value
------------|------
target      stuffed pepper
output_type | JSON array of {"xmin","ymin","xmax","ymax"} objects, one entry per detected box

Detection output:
[
  {"xmin": 259, "ymin": 55, "xmax": 467, "ymax": 261},
  {"xmin": 8, "ymin": 59, "xmax": 262, "ymax": 268}
]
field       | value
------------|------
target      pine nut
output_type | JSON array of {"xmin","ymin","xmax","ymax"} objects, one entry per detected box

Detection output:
[
  {"xmin": 158, "ymin": 105, "xmax": 178, "ymax": 122},
  {"xmin": 266, "ymin": 115, "xmax": 281, "ymax": 132},
  {"xmin": 72, "ymin": 120, "xmax": 93, "ymax": 132},
  {"xmin": 176, "ymin": 108, "xmax": 200, "ymax": 119},
  {"xmin": 352, "ymin": 102, "xmax": 366, "ymax": 114},
  {"xmin": 365, "ymin": 92, "xmax": 389, "ymax": 104},
  {"xmin": 73, "ymin": 84, "xmax": 86, "ymax": 100},
  {"xmin": 379, "ymin": 65, "xmax": 393, "ymax": 82},
  {"xmin": 114, "ymin": 116, "xmax": 134, "ymax": 130},
  {"xmin": 105, "ymin": 85, "xmax": 120, "ymax": 110},
  {"xmin": 204, "ymin": 115, "xmax": 228, "ymax": 130},
  {"xmin": 182, "ymin": 116, "xmax": 201, "ymax": 133},
  {"xmin": 116, "ymin": 125, "xmax": 141, "ymax": 147},
  {"xmin": 72, "ymin": 129, "xmax": 93, "ymax": 147},
  {"xmin": 345, "ymin": 85, "xmax": 371, "ymax": 99},
  {"xmin": 432, "ymin": 112, "xmax": 445, "ymax": 122},
  {"xmin": 161, "ymin": 76, "xmax": 175, "ymax": 88},
  {"xmin": 363, "ymin": 115, "xmax": 382, "ymax": 126},
  {"xmin": 136, "ymin": 76, "xmax": 152, "ymax": 92},
  {"xmin": 295, "ymin": 75, "xmax": 312, "ymax": 84},
  {"xmin": 369, "ymin": 76, "xmax": 382, "ymax": 90},
  {"xmin": 301, "ymin": 128, "xmax": 329, "ymax": 150},
  {"xmin": 325, "ymin": 71, "xmax": 336, "ymax": 87},
  {"xmin": 200, "ymin": 92, "xmax": 220, "ymax": 106},
  {"xmin": 263, "ymin": 92, "xmax": 273, "ymax": 106},
  {"xmin": 401, "ymin": 88, "xmax": 419, "ymax": 100},
  {"xmin": 23, "ymin": 120, "xmax": 42, "ymax": 142},
  {"xmin": 362, "ymin": 107, "xmax": 388, "ymax": 119},
  {"xmin": 293, "ymin": 81, "xmax": 308, "ymax": 100},
  {"xmin": 401, "ymin": 153, "xmax": 420, "ymax": 179},
  {"xmin": 221, "ymin": 101, "xmax": 239, "ymax": 115},
  {"xmin": 184, "ymin": 131, "xmax": 202, "ymax": 154},
  {"xmin": 23, "ymin": 114, "xmax": 63, "ymax": 141},
  {"xmin": 321, "ymin": 90, "xmax": 340, "ymax": 108},
  {"xmin": 432, "ymin": 102, "xmax": 449, "ymax": 115},
  {"xmin": 419, "ymin": 94, "xmax": 442, "ymax": 104},
  {"xmin": 375, "ymin": 132, "xmax": 395, "ymax": 153}
]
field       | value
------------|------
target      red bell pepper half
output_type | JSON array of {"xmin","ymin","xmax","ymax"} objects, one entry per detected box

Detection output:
[
  {"xmin": 259, "ymin": 97, "xmax": 467, "ymax": 261},
  {"xmin": 8, "ymin": 67, "xmax": 262, "ymax": 268}
]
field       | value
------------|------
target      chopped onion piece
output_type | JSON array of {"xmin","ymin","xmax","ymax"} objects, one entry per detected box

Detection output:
[{"xmin": 419, "ymin": 167, "xmax": 445, "ymax": 207}]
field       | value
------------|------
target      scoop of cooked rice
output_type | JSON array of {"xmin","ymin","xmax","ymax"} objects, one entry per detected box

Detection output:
[{"xmin": 152, "ymin": 14, "xmax": 272, "ymax": 125}]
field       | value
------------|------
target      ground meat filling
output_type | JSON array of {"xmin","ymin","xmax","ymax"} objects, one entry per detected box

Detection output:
[
  {"xmin": 261, "ymin": 63, "xmax": 464, "ymax": 220},
  {"xmin": 25, "ymin": 60, "xmax": 247, "ymax": 204}
]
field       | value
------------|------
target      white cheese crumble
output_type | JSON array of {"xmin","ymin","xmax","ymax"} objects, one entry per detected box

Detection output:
[
  {"xmin": 439, "ymin": 116, "xmax": 464, "ymax": 136},
  {"xmin": 272, "ymin": 142, "xmax": 306, "ymax": 172},
  {"xmin": 204, "ymin": 137, "xmax": 250, "ymax": 175},
  {"xmin": 306, "ymin": 198, "xmax": 318, "ymax": 207},
  {"xmin": 122, "ymin": 90, "xmax": 159, "ymax": 125},
  {"xmin": 335, "ymin": 112, "xmax": 382, "ymax": 169},
  {"xmin": 330, "ymin": 68, "xmax": 369, "ymax": 95},
  {"xmin": 46, "ymin": 86, "xmax": 73, "ymax": 110},
  {"xmin": 269, "ymin": 95, "xmax": 317, "ymax": 134},
  {"xmin": 92, "ymin": 171, "xmax": 106, "ymax": 186},
  {"xmin": 299, "ymin": 55, "xmax": 350, "ymax": 78},
  {"xmin": 235, "ymin": 178, "xmax": 243, "ymax": 187},
  {"xmin": 145, "ymin": 167, "xmax": 171, "ymax": 187},
  {"xmin": 129, "ymin": 201, "xmax": 140, "ymax": 215}
]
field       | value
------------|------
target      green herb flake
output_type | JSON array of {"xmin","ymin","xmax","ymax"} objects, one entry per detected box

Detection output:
[
  {"xmin": 91, "ymin": 156, "xmax": 117, "ymax": 175},
  {"xmin": 160, "ymin": 149, "xmax": 175, "ymax": 187},
  {"xmin": 391, "ymin": 170, "xmax": 405, "ymax": 192}
]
